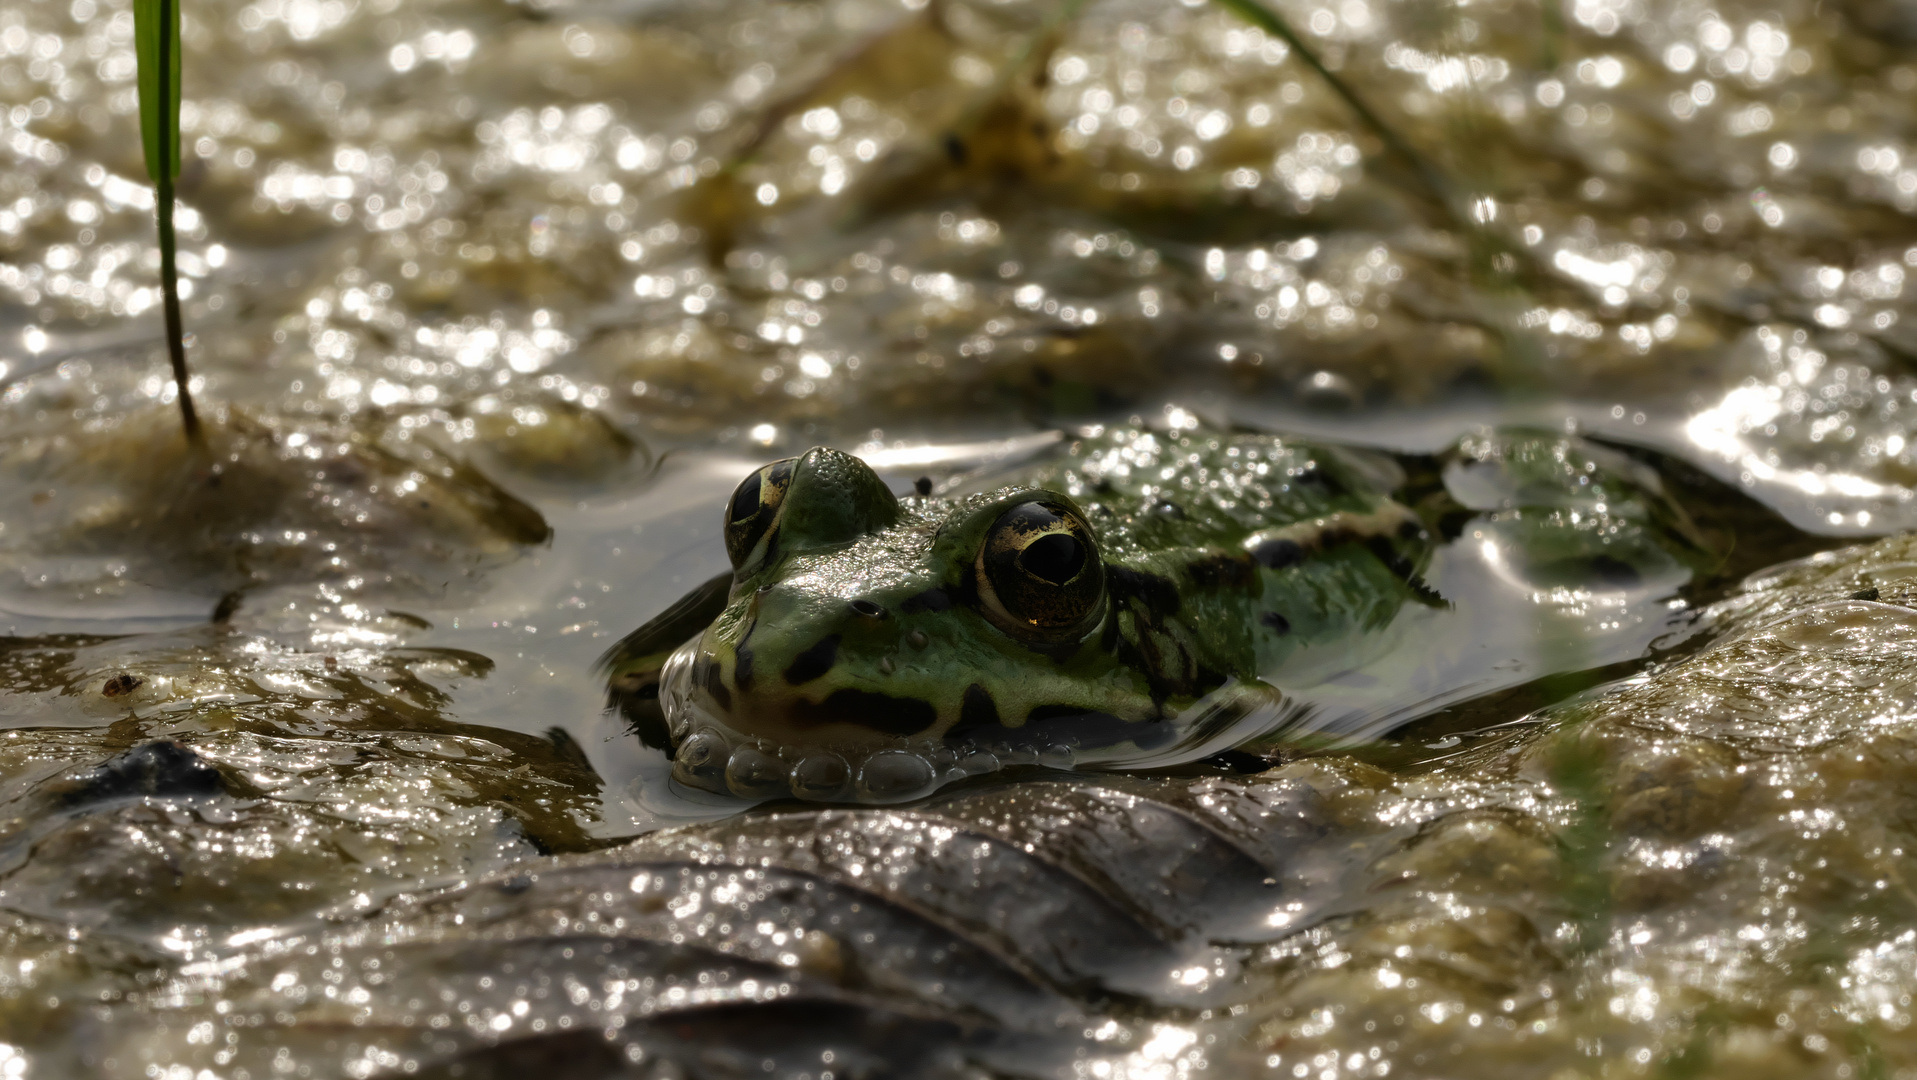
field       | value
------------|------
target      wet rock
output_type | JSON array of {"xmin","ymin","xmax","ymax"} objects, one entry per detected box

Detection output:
[
  {"xmin": 62, "ymin": 773, "xmax": 1360, "ymax": 1077},
  {"xmin": 1606, "ymin": 739, "xmax": 1744, "ymax": 841},
  {"xmin": 0, "ymin": 409, "xmax": 550, "ymax": 608},
  {"xmin": 1376, "ymin": 811, "xmax": 1562, "ymax": 899},
  {"xmin": 467, "ymin": 396, "xmax": 644, "ymax": 483}
]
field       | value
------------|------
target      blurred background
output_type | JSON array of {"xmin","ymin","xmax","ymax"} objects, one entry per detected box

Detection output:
[{"xmin": 6, "ymin": 0, "xmax": 1917, "ymax": 529}]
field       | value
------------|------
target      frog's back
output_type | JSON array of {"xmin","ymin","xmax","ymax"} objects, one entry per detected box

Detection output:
[{"xmin": 1010, "ymin": 424, "xmax": 1409, "ymax": 558}]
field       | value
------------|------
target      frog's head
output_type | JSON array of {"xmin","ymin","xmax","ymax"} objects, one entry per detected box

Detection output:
[{"xmin": 660, "ymin": 446, "xmax": 1160, "ymax": 803}]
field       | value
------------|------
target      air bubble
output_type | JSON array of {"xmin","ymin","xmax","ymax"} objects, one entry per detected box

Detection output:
[
  {"xmin": 1038, "ymin": 744, "xmax": 1076, "ymax": 770},
  {"xmin": 672, "ymin": 730, "xmax": 729, "ymax": 788},
  {"xmin": 789, "ymin": 753, "xmax": 851, "ymax": 801},
  {"xmin": 956, "ymin": 749, "xmax": 1000, "ymax": 776},
  {"xmin": 855, "ymin": 750, "xmax": 937, "ymax": 802},
  {"xmin": 724, "ymin": 745, "xmax": 787, "ymax": 797}
]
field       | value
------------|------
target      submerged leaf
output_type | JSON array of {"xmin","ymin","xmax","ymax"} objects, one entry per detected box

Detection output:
[{"xmin": 132, "ymin": 0, "xmax": 181, "ymax": 182}]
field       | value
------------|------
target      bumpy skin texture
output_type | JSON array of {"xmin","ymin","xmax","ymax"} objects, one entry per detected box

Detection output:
[{"xmin": 612, "ymin": 424, "xmax": 1437, "ymax": 802}]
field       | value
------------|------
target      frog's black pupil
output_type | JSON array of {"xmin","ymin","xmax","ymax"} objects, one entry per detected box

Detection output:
[
  {"xmin": 1019, "ymin": 533, "xmax": 1084, "ymax": 585},
  {"xmin": 730, "ymin": 471, "xmax": 763, "ymax": 524}
]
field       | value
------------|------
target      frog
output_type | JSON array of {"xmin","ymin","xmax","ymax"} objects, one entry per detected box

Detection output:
[{"xmin": 603, "ymin": 422, "xmax": 1447, "ymax": 803}]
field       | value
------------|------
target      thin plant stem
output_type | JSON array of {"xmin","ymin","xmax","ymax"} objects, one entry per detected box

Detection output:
[
  {"xmin": 1211, "ymin": 0, "xmax": 1564, "ymax": 380},
  {"xmin": 1208, "ymin": 0, "xmax": 1459, "ymax": 215},
  {"xmin": 153, "ymin": 0, "xmax": 201, "ymax": 446}
]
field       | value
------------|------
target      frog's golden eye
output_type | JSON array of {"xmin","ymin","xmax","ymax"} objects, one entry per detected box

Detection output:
[
  {"xmin": 976, "ymin": 501, "xmax": 1105, "ymax": 641},
  {"xmin": 725, "ymin": 458, "xmax": 795, "ymax": 570}
]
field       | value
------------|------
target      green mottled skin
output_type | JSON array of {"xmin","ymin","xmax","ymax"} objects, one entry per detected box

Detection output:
[{"xmin": 613, "ymin": 424, "xmax": 1437, "ymax": 764}]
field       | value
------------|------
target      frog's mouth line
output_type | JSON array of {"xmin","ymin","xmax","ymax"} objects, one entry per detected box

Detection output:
[
  {"xmin": 657, "ymin": 640, "xmax": 1050, "ymax": 802},
  {"xmin": 655, "ymin": 641, "xmax": 1299, "ymax": 804}
]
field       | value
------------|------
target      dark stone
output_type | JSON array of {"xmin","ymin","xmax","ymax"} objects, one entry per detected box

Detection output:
[
  {"xmin": 101, "ymin": 674, "xmax": 143, "ymax": 698},
  {"xmin": 57, "ymin": 741, "xmax": 226, "ymax": 808}
]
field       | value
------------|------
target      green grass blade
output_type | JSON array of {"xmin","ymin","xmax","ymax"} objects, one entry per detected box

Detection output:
[
  {"xmin": 133, "ymin": 0, "xmax": 201, "ymax": 444},
  {"xmin": 133, "ymin": 0, "xmax": 181, "ymax": 182}
]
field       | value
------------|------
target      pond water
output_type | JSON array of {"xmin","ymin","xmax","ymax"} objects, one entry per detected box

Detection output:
[{"xmin": 6, "ymin": 0, "xmax": 1917, "ymax": 1071}]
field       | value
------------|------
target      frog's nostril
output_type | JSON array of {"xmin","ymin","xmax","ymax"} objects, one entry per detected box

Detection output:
[{"xmin": 848, "ymin": 599, "xmax": 887, "ymax": 619}]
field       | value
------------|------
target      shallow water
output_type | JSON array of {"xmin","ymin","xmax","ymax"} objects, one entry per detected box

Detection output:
[{"xmin": 8, "ymin": 0, "xmax": 1917, "ymax": 1071}]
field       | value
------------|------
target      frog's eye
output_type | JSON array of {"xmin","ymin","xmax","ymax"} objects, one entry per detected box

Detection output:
[
  {"xmin": 725, "ymin": 458, "xmax": 796, "ymax": 570},
  {"xmin": 976, "ymin": 501, "xmax": 1105, "ymax": 641}
]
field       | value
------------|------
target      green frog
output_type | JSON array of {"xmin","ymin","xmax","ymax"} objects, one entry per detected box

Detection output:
[{"xmin": 606, "ymin": 422, "xmax": 1453, "ymax": 802}]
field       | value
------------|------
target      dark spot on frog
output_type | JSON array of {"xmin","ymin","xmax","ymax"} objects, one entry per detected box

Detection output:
[
  {"xmin": 849, "ymin": 599, "xmax": 887, "ymax": 619},
  {"xmin": 101, "ymin": 673, "xmax": 143, "ymax": 698},
  {"xmin": 943, "ymin": 132, "xmax": 968, "ymax": 166},
  {"xmin": 693, "ymin": 654, "xmax": 731, "ymax": 710},
  {"xmin": 914, "ymin": 476, "xmax": 934, "ymax": 496},
  {"xmin": 959, "ymin": 683, "xmax": 1000, "ymax": 729},
  {"xmin": 791, "ymin": 688, "xmax": 936, "ymax": 735},
  {"xmin": 1852, "ymin": 586, "xmax": 1881, "ymax": 601},
  {"xmin": 784, "ymin": 634, "xmax": 842, "ymax": 685},
  {"xmin": 733, "ymin": 620, "xmax": 758, "ymax": 690},
  {"xmin": 1187, "ymin": 552, "xmax": 1255, "ymax": 589},
  {"xmin": 54, "ymin": 741, "xmax": 227, "ymax": 809},
  {"xmin": 1292, "ymin": 462, "xmax": 1348, "ymax": 498},
  {"xmin": 901, "ymin": 588, "xmax": 952, "ymax": 613},
  {"xmin": 323, "ymin": 656, "xmax": 338, "ymax": 672},
  {"xmin": 1106, "ymin": 566, "xmax": 1179, "ymax": 617},
  {"xmin": 1260, "ymin": 612, "xmax": 1291, "ymax": 634},
  {"xmin": 1251, "ymin": 537, "xmax": 1304, "ymax": 570}
]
